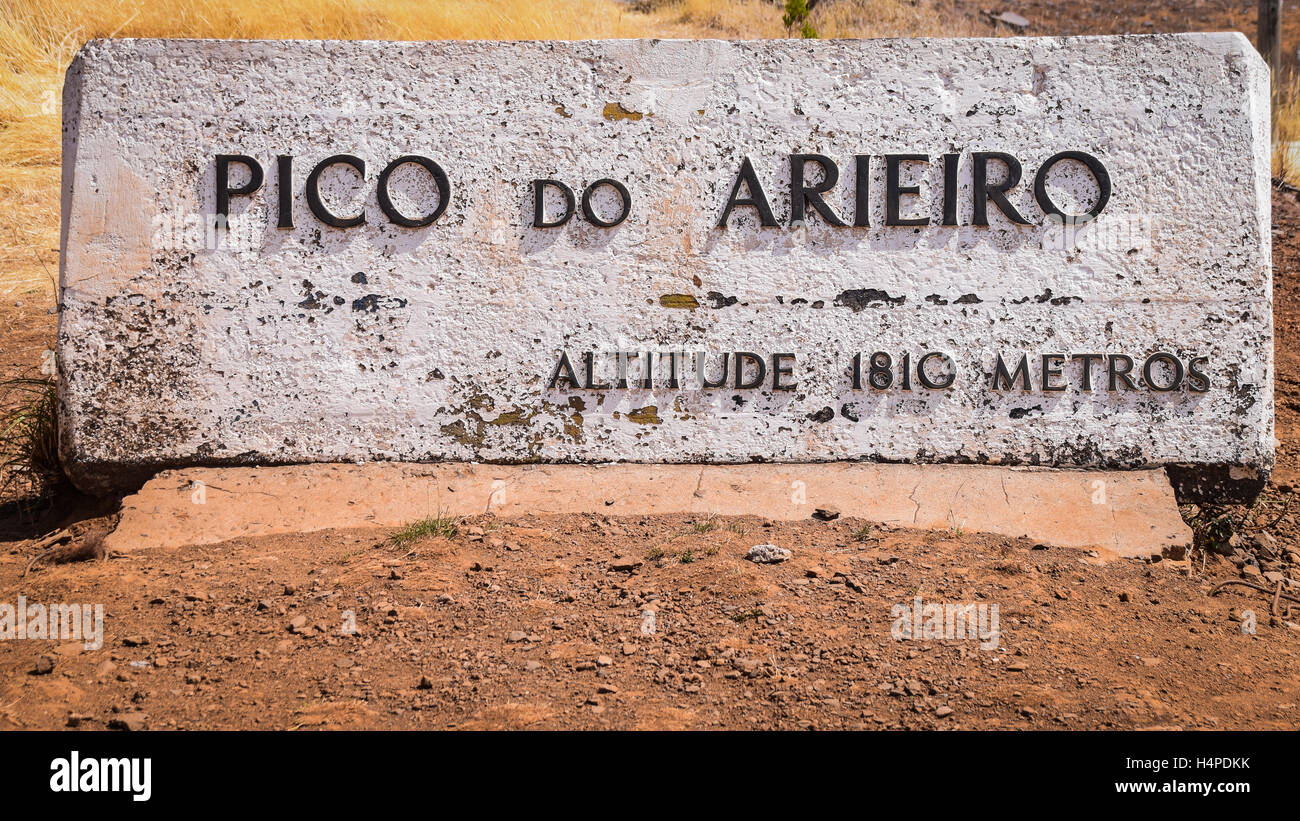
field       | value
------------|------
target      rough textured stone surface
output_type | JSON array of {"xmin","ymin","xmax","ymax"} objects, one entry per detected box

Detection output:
[
  {"xmin": 746, "ymin": 544, "xmax": 793, "ymax": 564},
  {"xmin": 102, "ymin": 462, "xmax": 1193, "ymax": 559},
  {"xmin": 59, "ymin": 36, "xmax": 1272, "ymax": 494}
]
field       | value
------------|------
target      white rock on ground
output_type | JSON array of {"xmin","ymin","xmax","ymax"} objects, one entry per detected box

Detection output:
[{"xmin": 747, "ymin": 544, "xmax": 792, "ymax": 564}]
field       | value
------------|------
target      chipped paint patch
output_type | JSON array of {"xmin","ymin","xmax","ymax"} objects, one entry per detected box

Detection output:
[
  {"xmin": 659, "ymin": 294, "xmax": 699, "ymax": 309},
  {"xmin": 626, "ymin": 406, "xmax": 663, "ymax": 425},
  {"xmin": 602, "ymin": 102, "xmax": 644, "ymax": 121}
]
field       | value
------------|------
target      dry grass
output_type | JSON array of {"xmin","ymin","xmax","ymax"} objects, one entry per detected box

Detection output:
[
  {"xmin": 389, "ymin": 512, "xmax": 461, "ymax": 546},
  {"xmin": 0, "ymin": 376, "xmax": 63, "ymax": 505},
  {"xmin": 1274, "ymin": 74, "xmax": 1300, "ymax": 185},
  {"xmin": 653, "ymin": 0, "xmax": 987, "ymax": 39}
]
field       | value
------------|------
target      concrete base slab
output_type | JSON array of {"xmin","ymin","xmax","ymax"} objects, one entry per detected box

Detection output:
[{"xmin": 102, "ymin": 463, "xmax": 1192, "ymax": 559}]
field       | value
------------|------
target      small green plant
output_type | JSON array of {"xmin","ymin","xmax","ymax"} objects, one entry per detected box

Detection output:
[
  {"xmin": 678, "ymin": 549, "xmax": 696, "ymax": 564},
  {"xmin": 645, "ymin": 546, "xmax": 667, "ymax": 560},
  {"xmin": 782, "ymin": 0, "xmax": 818, "ymax": 39},
  {"xmin": 692, "ymin": 516, "xmax": 718, "ymax": 533},
  {"xmin": 1195, "ymin": 509, "xmax": 1237, "ymax": 554},
  {"xmin": 851, "ymin": 524, "xmax": 875, "ymax": 542},
  {"xmin": 389, "ymin": 513, "xmax": 460, "ymax": 546},
  {"xmin": 726, "ymin": 521, "xmax": 749, "ymax": 536},
  {"xmin": 730, "ymin": 608, "xmax": 762, "ymax": 623},
  {"xmin": 0, "ymin": 376, "xmax": 65, "ymax": 506}
]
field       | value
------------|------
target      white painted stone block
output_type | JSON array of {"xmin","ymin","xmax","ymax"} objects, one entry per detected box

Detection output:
[{"xmin": 58, "ymin": 35, "xmax": 1273, "ymax": 497}]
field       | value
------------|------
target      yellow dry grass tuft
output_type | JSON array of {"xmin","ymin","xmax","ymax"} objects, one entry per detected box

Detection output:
[
  {"xmin": 1273, "ymin": 74, "xmax": 1300, "ymax": 186},
  {"xmin": 657, "ymin": 0, "xmax": 988, "ymax": 39}
]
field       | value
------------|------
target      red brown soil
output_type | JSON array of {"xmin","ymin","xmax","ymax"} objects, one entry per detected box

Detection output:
[
  {"xmin": 2, "ymin": 2, "xmax": 1300, "ymax": 731},
  {"xmin": 0, "ymin": 301, "xmax": 53, "ymax": 381},
  {"xmin": 4, "ymin": 514, "xmax": 1300, "ymax": 730},
  {"xmin": 961, "ymin": 0, "xmax": 1299, "ymax": 62}
]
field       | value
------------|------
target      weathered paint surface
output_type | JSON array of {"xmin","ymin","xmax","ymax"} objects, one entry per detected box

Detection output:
[{"xmin": 58, "ymin": 36, "xmax": 1273, "ymax": 495}]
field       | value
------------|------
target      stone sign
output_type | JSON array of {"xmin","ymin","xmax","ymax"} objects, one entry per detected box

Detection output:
[{"xmin": 59, "ymin": 35, "xmax": 1272, "ymax": 498}]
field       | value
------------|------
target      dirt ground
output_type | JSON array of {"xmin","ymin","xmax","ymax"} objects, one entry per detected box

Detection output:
[
  {"xmin": 960, "ymin": 0, "xmax": 1298, "ymax": 43},
  {"xmin": 1, "ymin": 514, "xmax": 1298, "ymax": 731},
  {"xmin": 2, "ymin": 2, "xmax": 1300, "ymax": 731}
]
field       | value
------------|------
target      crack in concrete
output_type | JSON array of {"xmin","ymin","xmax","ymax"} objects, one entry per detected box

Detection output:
[
  {"xmin": 948, "ymin": 479, "xmax": 969, "ymax": 530},
  {"xmin": 185, "ymin": 482, "xmax": 280, "ymax": 499}
]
